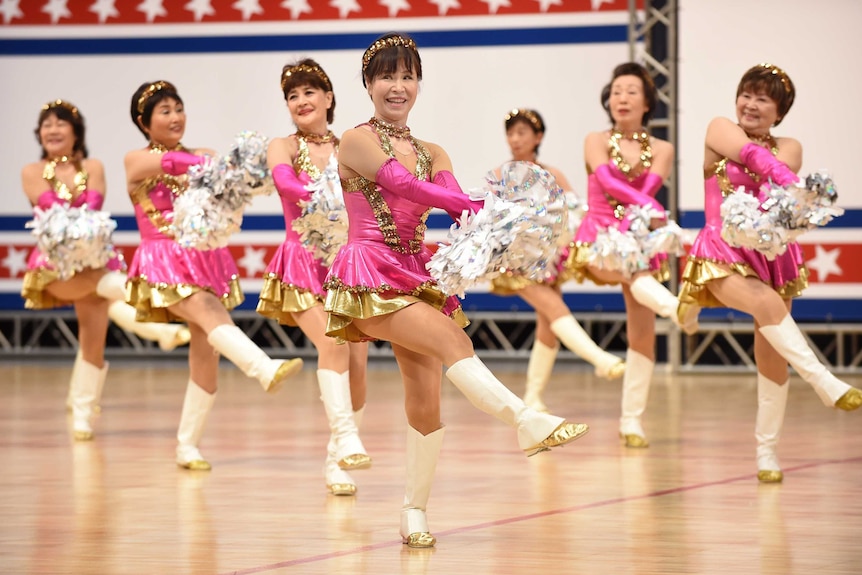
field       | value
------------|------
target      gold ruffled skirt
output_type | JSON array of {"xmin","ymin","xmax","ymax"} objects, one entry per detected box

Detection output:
[
  {"xmin": 21, "ymin": 268, "xmax": 67, "ymax": 310},
  {"xmin": 126, "ymin": 276, "xmax": 244, "ymax": 323},
  {"xmin": 679, "ymin": 257, "xmax": 808, "ymax": 308},
  {"xmin": 324, "ymin": 278, "xmax": 469, "ymax": 343},
  {"xmin": 563, "ymin": 242, "xmax": 670, "ymax": 286},
  {"xmin": 256, "ymin": 273, "xmax": 324, "ymax": 326}
]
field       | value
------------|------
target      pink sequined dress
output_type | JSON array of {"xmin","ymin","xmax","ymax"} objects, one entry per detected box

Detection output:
[
  {"xmin": 126, "ymin": 174, "xmax": 243, "ymax": 323},
  {"xmin": 22, "ymin": 189, "xmax": 125, "ymax": 310},
  {"xmin": 256, "ymin": 137, "xmax": 331, "ymax": 326},
  {"xmin": 324, "ymin": 126, "xmax": 467, "ymax": 343},
  {"xmin": 680, "ymin": 158, "xmax": 808, "ymax": 307},
  {"xmin": 567, "ymin": 161, "xmax": 669, "ymax": 284}
]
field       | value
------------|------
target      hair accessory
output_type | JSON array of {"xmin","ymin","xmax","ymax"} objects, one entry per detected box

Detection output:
[
  {"xmin": 42, "ymin": 99, "xmax": 79, "ymax": 119},
  {"xmin": 137, "ymin": 81, "xmax": 177, "ymax": 114},
  {"xmin": 757, "ymin": 63, "xmax": 792, "ymax": 94},
  {"xmin": 504, "ymin": 108, "xmax": 544, "ymax": 133},
  {"xmin": 362, "ymin": 35, "xmax": 417, "ymax": 75},
  {"xmin": 281, "ymin": 64, "xmax": 332, "ymax": 92}
]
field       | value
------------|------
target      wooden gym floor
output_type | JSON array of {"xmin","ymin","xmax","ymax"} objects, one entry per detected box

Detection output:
[{"xmin": 0, "ymin": 359, "xmax": 859, "ymax": 575}]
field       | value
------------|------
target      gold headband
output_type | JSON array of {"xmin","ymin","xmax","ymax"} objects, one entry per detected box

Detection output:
[
  {"xmin": 757, "ymin": 63, "xmax": 792, "ymax": 94},
  {"xmin": 280, "ymin": 64, "xmax": 332, "ymax": 92},
  {"xmin": 137, "ymin": 81, "xmax": 177, "ymax": 114},
  {"xmin": 362, "ymin": 35, "xmax": 417, "ymax": 76},
  {"xmin": 42, "ymin": 99, "xmax": 79, "ymax": 119},
  {"xmin": 504, "ymin": 108, "xmax": 543, "ymax": 133}
]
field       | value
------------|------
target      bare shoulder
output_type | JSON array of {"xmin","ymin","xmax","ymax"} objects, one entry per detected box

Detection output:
[
  {"xmin": 124, "ymin": 148, "xmax": 148, "ymax": 164},
  {"xmin": 82, "ymin": 158, "xmax": 105, "ymax": 175},
  {"xmin": 584, "ymin": 130, "xmax": 609, "ymax": 148},
  {"xmin": 776, "ymin": 136, "xmax": 801, "ymax": 152},
  {"xmin": 341, "ymin": 125, "xmax": 376, "ymax": 145},
  {"xmin": 192, "ymin": 147, "xmax": 217, "ymax": 157},
  {"xmin": 649, "ymin": 136, "xmax": 674, "ymax": 157},
  {"xmin": 21, "ymin": 161, "xmax": 43, "ymax": 182},
  {"xmin": 267, "ymin": 135, "xmax": 298, "ymax": 162}
]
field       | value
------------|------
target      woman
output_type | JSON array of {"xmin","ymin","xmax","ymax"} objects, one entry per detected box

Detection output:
[
  {"xmin": 257, "ymin": 59, "xmax": 370, "ymax": 496},
  {"xmin": 124, "ymin": 81, "xmax": 303, "ymax": 470},
  {"xmin": 679, "ymin": 63, "xmax": 861, "ymax": 482},
  {"xmin": 570, "ymin": 62, "xmax": 698, "ymax": 448},
  {"xmin": 491, "ymin": 108, "xmax": 625, "ymax": 414},
  {"xmin": 21, "ymin": 99, "xmax": 190, "ymax": 441},
  {"xmin": 324, "ymin": 33, "xmax": 589, "ymax": 548}
]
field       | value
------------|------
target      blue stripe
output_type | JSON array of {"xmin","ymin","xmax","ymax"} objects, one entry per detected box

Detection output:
[
  {"xmin": 4, "ymin": 210, "xmax": 862, "ymax": 233},
  {"xmin": 0, "ymin": 25, "xmax": 626, "ymax": 56},
  {"xmin": 680, "ymin": 208, "xmax": 862, "ymax": 229},
  {"xmin": 4, "ymin": 210, "xmax": 862, "ymax": 234},
  {"xmin": 2, "ymin": 291, "xmax": 861, "ymax": 319}
]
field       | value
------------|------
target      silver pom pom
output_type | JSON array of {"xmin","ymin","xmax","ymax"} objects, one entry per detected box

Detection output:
[
  {"xmin": 721, "ymin": 171, "xmax": 844, "ymax": 260},
  {"xmin": 291, "ymin": 156, "xmax": 348, "ymax": 266},
  {"xmin": 26, "ymin": 204, "xmax": 118, "ymax": 280},
  {"xmin": 172, "ymin": 131, "xmax": 274, "ymax": 250},
  {"xmin": 427, "ymin": 161, "xmax": 567, "ymax": 297}
]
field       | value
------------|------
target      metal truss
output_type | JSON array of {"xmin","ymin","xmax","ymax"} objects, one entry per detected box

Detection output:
[{"xmin": 3, "ymin": 310, "xmax": 859, "ymax": 374}]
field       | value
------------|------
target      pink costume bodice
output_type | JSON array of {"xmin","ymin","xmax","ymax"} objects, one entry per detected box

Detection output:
[
  {"xmin": 36, "ymin": 189, "xmax": 106, "ymax": 211},
  {"xmin": 703, "ymin": 159, "xmax": 760, "ymax": 225},
  {"xmin": 342, "ymin": 181, "xmax": 431, "ymax": 254},
  {"xmin": 131, "ymin": 176, "xmax": 183, "ymax": 242}
]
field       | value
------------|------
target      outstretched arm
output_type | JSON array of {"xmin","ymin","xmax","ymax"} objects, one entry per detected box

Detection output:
[{"xmin": 705, "ymin": 117, "xmax": 799, "ymax": 185}]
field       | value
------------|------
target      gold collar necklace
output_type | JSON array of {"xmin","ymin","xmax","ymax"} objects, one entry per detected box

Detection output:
[
  {"xmin": 742, "ymin": 129, "xmax": 778, "ymax": 155},
  {"xmin": 43, "ymin": 156, "xmax": 87, "ymax": 201},
  {"xmin": 609, "ymin": 128, "xmax": 652, "ymax": 179},
  {"xmin": 148, "ymin": 141, "xmax": 186, "ymax": 153},
  {"xmin": 369, "ymin": 117, "xmax": 410, "ymax": 139},
  {"xmin": 296, "ymin": 130, "xmax": 336, "ymax": 144}
]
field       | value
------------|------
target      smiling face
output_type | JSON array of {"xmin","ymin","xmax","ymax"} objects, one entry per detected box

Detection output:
[
  {"xmin": 608, "ymin": 74, "xmax": 648, "ymax": 129},
  {"xmin": 367, "ymin": 61, "xmax": 418, "ymax": 125},
  {"xmin": 287, "ymin": 84, "xmax": 333, "ymax": 133},
  {"xmin": 39, "ymin": 112, "xmax": 76, "ymax": 159},
  {"xmin": 506, "ymin": 120, "xmax": 543, "ymax": 161},
  {"xmin": 143, "ymin": 96, "xmax": 186, "ymax": 147},
  {"xmin": 735, "ymin": 89, "xmax": 779, "ymax": 135}
]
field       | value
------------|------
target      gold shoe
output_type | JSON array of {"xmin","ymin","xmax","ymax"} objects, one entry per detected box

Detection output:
[
  {"xmin": 73, "ymin": 429, "xmax": 94, "ymax": 441},
  {"xmin": 265, "ymin": 358, "xmax": 304, "ymax": 394},
  {"xmin": 523, "ymin": 421, "xmax": 590, "ymax": 457},
  {"xmin": 178, "ymin": 459, "xmax": 212, "ymax": 471},
  {"xmin": 676, "ymin": 301, "xmax": 700, "ymax": 336},
  {"xmin": 620, "ymin": 432, "xmax": 649, "ymax": 448},
  {"xmin": 338, "ymin": 453, "xmax": 372, "ymax": 470},
  {"xmin": 835, "ymin": 387, "xmax": 862, "ymax": 411},
  {"xmin": 757, "ymin": 469, "xmax": 784, "ymax": 483},
  {"xmin": 604, "ymin": 360, "xmax": 626, "ymax": 380},
  {"xmin": 328, "ymin": 482, "xmax": 357, "ymax": 496},
  {"xmin": 159, "ymin": 325, "xmax": 192, "ymax": 352},
  {"xmin": 403, "ymin": 532, "xmax": 436, "ymax": 548}
]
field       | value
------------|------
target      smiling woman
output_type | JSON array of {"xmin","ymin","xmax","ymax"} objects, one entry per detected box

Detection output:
[
  {"xmin": 20, "ymin": 99, "xmax": 189, "ymax": 441},
  {"xmin": 679, "ymin": 63, "xmax": 862, "ymax": 483},
  {"xmin": 122, "ymin": 80, "xmax": 304, "ymax": 471},
  {"xmin": 322, "ymin": 32, "xmax": 590, "ymax": 549},
  {"xmin": 256, "ymin": 58, "xmax": 371, "ymax": 497}
]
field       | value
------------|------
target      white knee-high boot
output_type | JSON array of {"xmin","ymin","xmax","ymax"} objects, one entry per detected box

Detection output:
[
  {"xmin": 629, "ymin": 276, "xmax": 699, "ymax": 335},
  {"xmin": 108, "ymin": 301, "xmax": 191, "ymax": 351},
  {"xmin": 755, "ymin": 373, "xmax": 789, "ymax": 483},
  {"xmin": 176, "ymin": 381, "xmax": 216, "ymax": 470},
  {"xmin": 206, "ymin": 325, "xmax": 303, "ymax": 393},
  {"xmin": 95, "ymin": 271, "xmax": 128, "ymax": 301},
  {"xmin": 445, "ymin": 356, "xmax": 589, "ymax": 456},
  {"xmin": 69, "ymin": 358, "xmax": 109, "ymax": 441},
  {"xmin": 67, "ymin": 350, "xmax": 103, "ymax": 413},
  {"xmin": 401, "ymin": 425, "xmax": 445, "ymax": 548},
  {"xmin": 522, "ymin": 340, "xmax": 560, "ymax": 413},
  {"xmin": 325, "ymin": 407, "xmax": 365, "ymax": 496},
  {"xmin": 759, "ymin": 315, "xmax": 861, "ymax": 410},
  {"xmin": 550, "ymin": 316, "xmax": 625, "ymax": 379},
  {"xmin": 620, "ymin": 349, "xmax": 654, "ymax": 448},
  {"xmin": 318, "ymin": 370, "xmax": 370, "ymax": 471}
]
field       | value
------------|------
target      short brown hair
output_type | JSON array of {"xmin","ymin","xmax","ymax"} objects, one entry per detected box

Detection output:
[
  {"xmin": 601, "ymin": 62, "xmax": 657, "ymax": 127},
  {"xmin": 736, "ymin": 63, "xmax": 795, "ymax": 126}
]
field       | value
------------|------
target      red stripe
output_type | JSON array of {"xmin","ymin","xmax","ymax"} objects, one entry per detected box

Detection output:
[{"xmin": 6, "ymin": 0, "xmax": 631, "ymax": 26}]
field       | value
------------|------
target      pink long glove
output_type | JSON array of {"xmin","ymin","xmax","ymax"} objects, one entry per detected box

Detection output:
[
  {"xmin": 161, "ymin": 151, "xmax": 205, "ymax": 176},
  {"xmin": 739, "ymin": 142, "xmax": 799, "ymax": 187},
  {"xmin": 641, "ymin": 172, "xmax": 665, "ymax": 198},
  {"xmin": 272, "ymin": 164, "xmax": 312, "ymax": 202},
  {"xmin": 594, "ymin": 163, "xmax": 666, "ymax": 214},
  {"xmin": 376, "ymin": 158, "xmax": 482, "ymax": 222}
]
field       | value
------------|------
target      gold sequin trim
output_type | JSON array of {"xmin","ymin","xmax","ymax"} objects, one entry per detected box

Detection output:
[
  {"xmin": 42, "ymin": 157, "xmax": 88, "ymax": 202},
  {"xmin": 679, "ymin": 256, "xmax": 808, "ymax": 308},
  {"xmin": 130, "ymin": 175, "xmax": 186, "ymax": 238}
]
